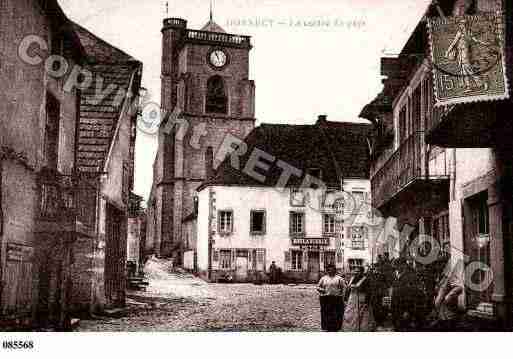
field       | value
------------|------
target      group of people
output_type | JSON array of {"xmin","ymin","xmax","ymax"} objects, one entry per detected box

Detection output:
[
  {"xmin": 317, "ymin": 253, "xmax": 464, "ymax": 332},
  {"xmin": 317, "ymin": 264, "xmax": 375, "ymax": 332}
]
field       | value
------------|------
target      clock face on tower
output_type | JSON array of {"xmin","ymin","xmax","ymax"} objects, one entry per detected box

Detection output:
[{"xmin": 209, "ymin": 49, "xmax": 228, "ymax": 69}]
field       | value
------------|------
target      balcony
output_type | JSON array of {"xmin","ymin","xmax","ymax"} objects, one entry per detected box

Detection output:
[
  {"xmin": 371, "ymin": 132, "xmax": 450, "ymax": 218},
  {"xmin": 185, "ymin": 30, "xmax": 251, "ymax": 49},
  {"xmin": 36, "ymin": 169, "xmax": 96, "ymax": 238},
  {"xmin": 425, "ymin": 101, "xmax": 503, "ymax": 148}
]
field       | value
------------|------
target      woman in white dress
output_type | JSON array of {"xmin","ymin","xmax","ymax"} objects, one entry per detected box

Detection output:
[
  {"xmin": 343, "ymin": 266, "xmax": 376, "ymax": 332},
  {"xmin": 317, "ymin": 264, "xmax": 346, "ymax": 332}
]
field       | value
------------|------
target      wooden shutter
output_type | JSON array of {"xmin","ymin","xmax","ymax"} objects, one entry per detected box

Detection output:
[{"xmin": 3, "ymin": 244, "xmax": 35, "ymax": 316}]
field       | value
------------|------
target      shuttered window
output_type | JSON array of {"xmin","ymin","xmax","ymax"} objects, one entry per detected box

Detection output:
[
  {"xmin": 323, "ymin": 214, "xmax": 336, "ymax": 235},
  {"xmin": 250, "ymin": 210, "xmax": 266, "ymax": 234},
  {"xmin": 218, "ymin": 211, "xmax": 233, "ymax": 234},
  {"xmin": 290, "ymin": 212, "xmax": 305, "ymax": 236}
]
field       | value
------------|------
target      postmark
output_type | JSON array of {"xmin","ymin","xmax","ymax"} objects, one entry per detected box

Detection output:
[{"xmin": 427, "ymin": 13, "xmax": 509, "ymax": 106}]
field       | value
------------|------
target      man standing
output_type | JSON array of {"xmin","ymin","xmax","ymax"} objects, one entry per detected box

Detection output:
[
  {"xmin": 269, "ymin": 261, "xmax": 278, "ymax": 284},
  {"xmin": 317, "ymin": 264, "xmax": 346, "ymax": 332}
]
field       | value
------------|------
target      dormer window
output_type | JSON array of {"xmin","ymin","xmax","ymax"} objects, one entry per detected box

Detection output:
[{"xmin": 206, "ymin": 75, "xmax": 227, "ymax": 114}]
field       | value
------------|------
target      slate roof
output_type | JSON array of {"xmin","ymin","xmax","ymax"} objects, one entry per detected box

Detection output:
[
  {"xmin": 72, "ymin": 23, "xmax": 142, "ymax": 173},
  {"xmin": 200, "ymin": 119, "xmax": 372, "ymax": 190},
  {"xmin": 200, "ymin": 20, "xmax": 227, "ymax": 33}
]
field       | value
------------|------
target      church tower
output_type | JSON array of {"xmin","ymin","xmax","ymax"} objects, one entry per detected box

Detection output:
[{"xmin": 154, "ymin": 15, "xmax": 256, "ymax": 260}]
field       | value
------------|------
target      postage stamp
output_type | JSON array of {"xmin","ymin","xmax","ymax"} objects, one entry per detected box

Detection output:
[{"xmin": 428, "ymin": 13, "xmax": 509, "ymax": 106}]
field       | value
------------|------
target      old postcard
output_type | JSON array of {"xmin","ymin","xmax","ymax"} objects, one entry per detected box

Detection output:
[{"xmin": 1, "ymin": 0, "xmax": 513, "ymax": 356}]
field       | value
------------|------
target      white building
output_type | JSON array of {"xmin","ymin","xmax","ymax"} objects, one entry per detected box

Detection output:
[{"xmin": 194, "ymin": 117, "xmax": 374, "ymax": 283}]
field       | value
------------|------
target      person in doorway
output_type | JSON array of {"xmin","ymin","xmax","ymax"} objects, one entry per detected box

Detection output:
[
  {"xmin": 317, "ymin": 264, "xmax": 346, "ymax": 332},
  {"xmin": 269, "ymin": 261, "xmax": 278, "ymax": 284},
  {"xmin": 343, "ymin": 266, "xmax": 376, "ymax": 332}
]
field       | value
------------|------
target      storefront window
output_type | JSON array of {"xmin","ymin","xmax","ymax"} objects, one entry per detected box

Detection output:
[
  {"xmin": 219, "ymin": 250, "xmax": 232, "ymax": 270},
  {"xmin": 291, "ymin": 250, "xmax": 303, "ymax": 271},
  {"xmin": 324, "ymin": 251, "xmax": 336, "ymax": 268}
]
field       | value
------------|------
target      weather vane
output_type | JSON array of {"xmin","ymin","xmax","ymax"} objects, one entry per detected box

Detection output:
[
  {"xmin": 165, "ymin": 1, "xmax": 169, "ymax": 16},
  {"xmin": 210, "ymin": 0, "xmax": 213, "ymax": 21}
]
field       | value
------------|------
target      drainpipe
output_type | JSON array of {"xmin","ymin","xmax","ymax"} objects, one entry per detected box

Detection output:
[{"xmin": 207, "ymin": 188, "xmax": 214, "ymax": 280}]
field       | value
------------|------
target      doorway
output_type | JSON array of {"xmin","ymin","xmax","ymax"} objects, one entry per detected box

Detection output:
[
  {"xmin": 308, "ymin": 251, "xmax": 320, "ymax": 282},
  {"xmin": 105, "ymin": 204, "xmax": 126, "ymax": 308},
  {"xmin": 235, "ymin": 250, "xmax": 248, "ymax": 281}
]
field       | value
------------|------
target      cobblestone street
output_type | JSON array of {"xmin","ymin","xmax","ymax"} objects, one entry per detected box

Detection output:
[{"xmin": 77, "ymin": 259, "xmax": 321, "ymax": 332}]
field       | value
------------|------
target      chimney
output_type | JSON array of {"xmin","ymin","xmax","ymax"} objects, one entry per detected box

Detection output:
[{"xmin": 317, "ymin": 114, "xmax": 327, "ymax": 124}]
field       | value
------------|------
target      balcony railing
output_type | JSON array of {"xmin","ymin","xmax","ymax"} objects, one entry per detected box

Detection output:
[
  {"xmin": 425, "ymin": 105, "xmax": 454, "ymax": 139},
  {"xmin": 38, "ymin": 170, "xmax": 97, "ymax": 230},
  {"xmin": 186, "ymin": 30, "xmax": 251, "ymax": 48},
  {"xmin": 38, "ymin": 169, "xmax": 76, "ymax": 221},
  {"xmin": 371, "ymin": 131, "xmax": 449, "ymax": 209}
]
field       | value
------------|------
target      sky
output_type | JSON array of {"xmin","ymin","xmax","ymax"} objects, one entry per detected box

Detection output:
[{"xmin": 58, "ymin": 0, "xmax": 431, "ymax": 201}]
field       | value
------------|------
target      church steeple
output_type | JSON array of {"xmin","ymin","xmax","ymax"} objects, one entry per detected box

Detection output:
[{"xmin": 201, "ymin": 0, "xmax": 226, "ymax": 33}]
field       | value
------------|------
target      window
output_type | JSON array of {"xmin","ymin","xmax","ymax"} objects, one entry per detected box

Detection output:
[
  {"xmin": 351, "ymin": 226, "xmax": 366, "ymax": 249},
  {"xmin": 206, "ymin": 75, "xmax": 227, "ymax": 114},
  {"xmin": 432, "ymin": 213, "xmax": 450, "ymax": 254},
  {"xmin": 412, "ymin": 86, "xmax": 421, "ymax": 134},
  {"xmin": 250, "ymin": 210, "xmax": 266, "ymax": 234},
  {"xmin": 45, "ymin": 93, "xmax": 60, "ymax": 170},
  {"xmin": 348, "ymin": 258, "xmax": 364, "ymax": 272},
  {"xmin": 122, "ymin": 162, "xmax": 130, "ymax": 204},
  {"xmin": 218, "ymin": 210, "xmax": 233, "ymax": 234},
  {"xmin": 290, "ymin": 188, "xmax": 306, "ymax": 207},
  {"xmin": 219, "ymin": 250, "xmax": 232, "ymax": 269},
  {"xmin": 291, "ymin": 250, "xmax": 303, "ymax": 271},
  {"xmin": 352, "ymin": 191, "xmax": 365, "ymax": 210},
  {"xmin": 205, "ymin": 146, "xmax": 214, "ymax": 179},
  {"xmin": 323, "ymin": 214, "xmax": 336, "ymax": 235},
  {"xmin": 465, "ymin": 191, "xmax": 492, "ymax": 308},
  {"xmin": 290, "ymin": 212, "xmax": 305, "ymax": 237},
  {"xmin": 324, "ymin": 251, "xmax": 336, "ymax": 268},
  {"xmin": 323, "ymin": 189, "xmax": 339, "ymax": 209},
  {"xmin": 398, "ymin": 106, "xmax": 407, "ymax": 144}
]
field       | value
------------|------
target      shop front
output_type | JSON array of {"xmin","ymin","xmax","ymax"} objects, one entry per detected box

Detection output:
[{"xmin": 284, "ymin": 237, "xmax": 335, "ymax": 283}]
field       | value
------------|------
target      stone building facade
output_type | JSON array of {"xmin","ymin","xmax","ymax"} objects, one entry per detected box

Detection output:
[
  {"xmin": 147, "ymin": 17, "xmax": 255, "ymax": 263},
  {"xmin": 361, "ymin": 0, "xmax": 513, "ymax": 327},
  {"xmin": 0, "ymin": 0, "xmax": 142, "ymax": 328},
  {"xmin": 196, "ymin": 118, "xmax": 374, "ymax": 283},
  {"xmin": 0, "ymin": 0, "xmax": 87, "ymax": 329}
]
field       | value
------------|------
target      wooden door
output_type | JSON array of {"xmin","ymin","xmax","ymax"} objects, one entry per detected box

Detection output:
[
  {"xmin": 235, "ymin": 251, "xmax": 248, "ymax": 281},
  {"xmin": 3, "ymin": 244, "xmax": 35, "ymax": 318},
  {"xmin": 308, "ymin": 251, "xmax": 320, "ymax": 282}
]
